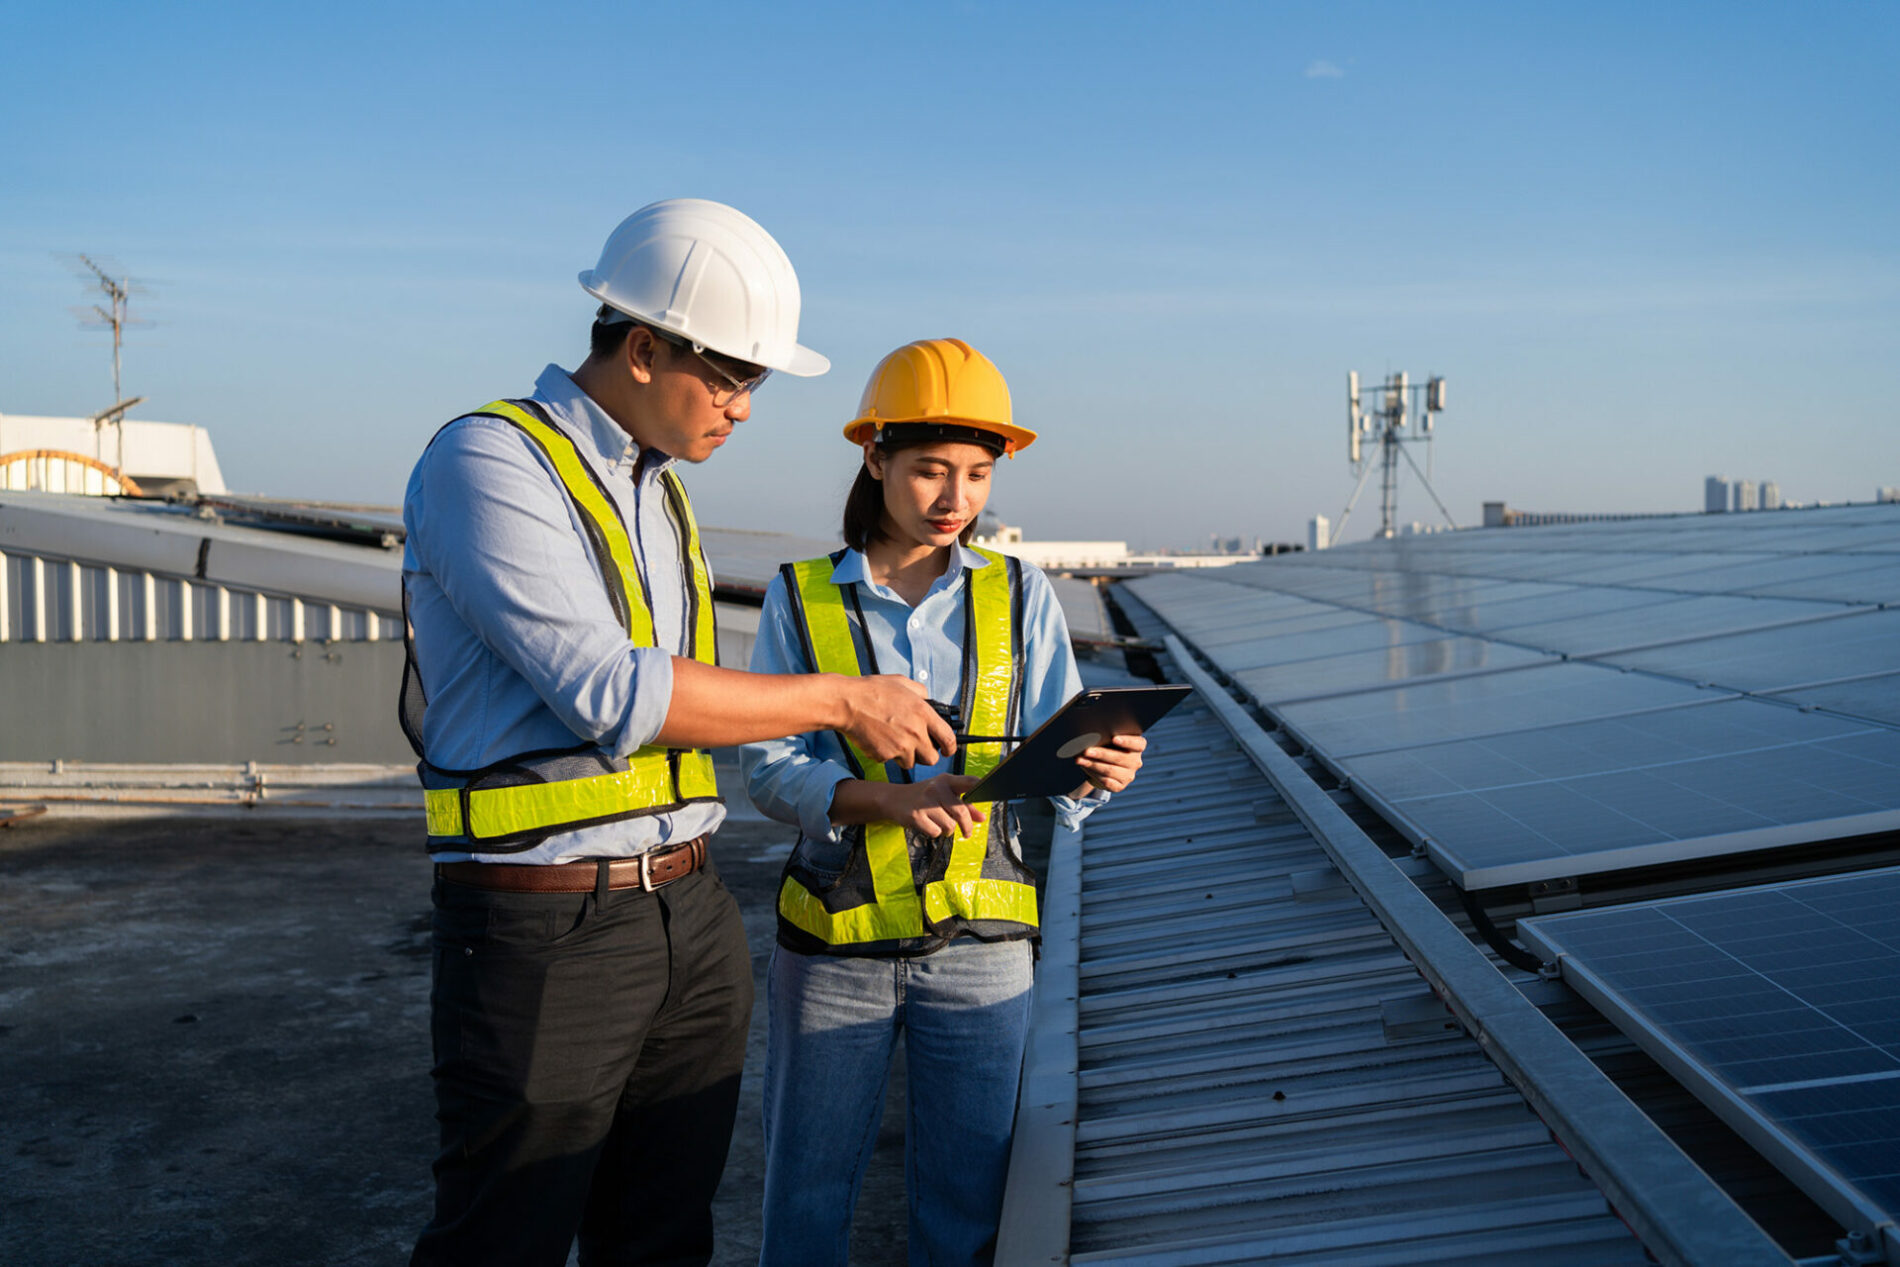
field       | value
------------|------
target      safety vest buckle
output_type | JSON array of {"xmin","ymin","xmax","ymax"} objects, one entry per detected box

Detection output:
[{"xmin": 458, "ymin": 785, "xmax": 476, "ymax": 841}]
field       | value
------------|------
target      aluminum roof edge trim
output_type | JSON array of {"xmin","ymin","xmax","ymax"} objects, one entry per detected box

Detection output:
[
  {"xmin": 1161, "ymin": 635, "xmax": 1792, "ymax": 1267},
  {"xmin": 1516, "ymin": 923, "xmax": 1899, "ymax": 1258},
  {"xmin": 996, "ymin": 819, "xmax": 1082, "ymax": 1266},
  {"xmin": 1446, "ymin": 809, "xmax": 1900, "ymax": 891}
]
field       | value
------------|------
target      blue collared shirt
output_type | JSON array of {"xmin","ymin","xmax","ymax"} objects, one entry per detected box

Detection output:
[
  {"xmin": 402, "ymin": 364, "xmax": 723, "ymax": 864},
  {"xmin": 741, "ymin": 545, "xmax": 1107, "ymax": 844}
]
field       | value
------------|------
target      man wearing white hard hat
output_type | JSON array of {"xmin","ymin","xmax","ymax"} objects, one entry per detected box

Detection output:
[{"xmin": 400, "ymin": 199, "xmax": 956, "ymax": 1266}]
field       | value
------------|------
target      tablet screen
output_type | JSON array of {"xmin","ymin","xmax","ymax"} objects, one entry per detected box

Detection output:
[{"xmin": 962, "ymin": 684, "xmax": 1192, "ymax": 804}]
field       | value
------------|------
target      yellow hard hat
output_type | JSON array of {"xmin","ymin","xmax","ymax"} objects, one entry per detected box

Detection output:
[{"xmin": 843, "ymin": 338, "xmax": 1037, "ymax": 455}]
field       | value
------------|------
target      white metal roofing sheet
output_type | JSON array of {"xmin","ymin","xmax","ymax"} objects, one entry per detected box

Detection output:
[{"xmin": 1013, "ymin": 693, "xmax": 1650, "ymax": 1265}]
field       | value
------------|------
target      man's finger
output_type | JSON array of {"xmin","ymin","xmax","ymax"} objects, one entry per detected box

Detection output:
[{"xmin": 926, "ymin": 711, "xmax": 957, "ymax": 757}]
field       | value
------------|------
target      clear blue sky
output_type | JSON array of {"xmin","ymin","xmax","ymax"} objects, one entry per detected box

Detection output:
[{"xmin": 3, "ymin": 1, "xmax": 1896, "ymax": 546}]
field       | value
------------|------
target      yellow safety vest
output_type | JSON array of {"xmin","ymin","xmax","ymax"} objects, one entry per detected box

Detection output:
[
  {"xmin": 402, "ymin": 399, "xmax": 720, "ymax": 853},
  {"xmin": 775, "ymin": 548, "xmax": 1040, "ymax": 954}
]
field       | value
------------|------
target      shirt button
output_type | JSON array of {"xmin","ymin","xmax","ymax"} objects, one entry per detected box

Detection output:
[{"xmin": 916, "ymin": 670, "xmax": 929, "ymax": 683}]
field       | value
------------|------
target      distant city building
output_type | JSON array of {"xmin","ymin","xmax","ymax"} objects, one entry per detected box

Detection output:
[
  {"xmin": 987, "ymin": 539, "xmax": 1133, "ymax": 569},
  {"xmin": 973, "ymin": 516, "xmax": 1262, "ymax": 571},
  {"xmin": 1484, "ymin": 502, "xmax": 1661, "ymax": 529},
  {"xmin": 972, "ymin": 516, "xmax": 1129, "ymax": 569},
  {"xmin": 1308, "ymin": 515, "xmax": 1331, "ymax": 551},
  {"xmin": 1705, "ymin": 476, "xmax": 1729, "ymax": 513},
  {"xmin": 1733, "ymin": 480, "xmax": 1758, "ymax": 512},
  {"xmin": 1880, "ymin": 487, "xmax": 1900, "ymax": 504},
  {"xmin": 1761, "ymin": 481, "xmax": 1781, "ymax": 510},
  {"xmin": 0, "ymin": 411, "xmax": 225, "ymax": 497}
]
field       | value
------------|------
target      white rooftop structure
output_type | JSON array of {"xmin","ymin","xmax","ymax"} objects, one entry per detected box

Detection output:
[{"xmin": 0, "ymin": 411, "xmax": 226, "ymax": 496}]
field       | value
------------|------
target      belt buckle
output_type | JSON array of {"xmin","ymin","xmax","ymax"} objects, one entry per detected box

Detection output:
[{"xmin": 638, "ymin": 850, "xmax": 656, "ymax": 893}]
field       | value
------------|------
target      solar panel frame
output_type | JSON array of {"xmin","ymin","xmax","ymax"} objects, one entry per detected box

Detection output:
[
  {"xmin": 1559, "ymin": 552, "xmax": 1780, "ymax": 586},
  {"xmin": 1520, "ymin": 870, "xmax": 1900, "ymax": 1254},
  {"xmin": 1492, "ymin": 594, "xmax": 1848, "ymax": 659},
  {"xmin": 1745, "ymin": 560, "xmax": 1900, "ymax": 604},
  {"xmin": 1444, "ymin": 586, "xmax": 1688, "ymax": 634},
  {"xmin": 1337, "ymin": 701, "xmax": 1900, "ymax": 888},
  {"xmin": 1274, "ymin": 661, "xmax": 1720, "ymax": 759},
  {"xmin": 1593, "ymin": 608, "xmax": 1900, "ymax": 695},
  {"xmin": 1762, "ymin": 671, "xmax": 1900, "ymax": 729},
  {"xmin": 1232, "ymin": 636, "xmax": 1555, "ymax": 705}
]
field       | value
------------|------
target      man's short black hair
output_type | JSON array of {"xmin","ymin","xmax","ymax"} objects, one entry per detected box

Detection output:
[{"xmin": 589, "ymin": 305, "xmax": 633, "ymax": 360}]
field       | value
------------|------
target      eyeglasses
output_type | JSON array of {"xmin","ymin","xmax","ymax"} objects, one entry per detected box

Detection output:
[{"xmin": 650, "ymin": 327, "xmax": 771, "ymax": 406}]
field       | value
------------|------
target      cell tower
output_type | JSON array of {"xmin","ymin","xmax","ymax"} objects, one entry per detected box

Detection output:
[{"xmin": 1334, "ymin": 370, "xmax": 1457, "ymax": 541}]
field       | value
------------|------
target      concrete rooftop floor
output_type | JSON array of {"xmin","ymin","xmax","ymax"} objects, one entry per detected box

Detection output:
[{"xmin": 0, "ymin": 809, "xmax": 915, "ymax": 1266}]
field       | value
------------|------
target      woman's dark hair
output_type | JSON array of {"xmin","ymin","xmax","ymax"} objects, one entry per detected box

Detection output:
[{"xmin": 842, "ymin": 428, "xmax": 1003, "ymax": 552}]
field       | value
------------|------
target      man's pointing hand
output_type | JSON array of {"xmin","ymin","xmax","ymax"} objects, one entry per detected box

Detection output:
[{"xmin": 840, "ymin": 676, "xmax": 958, "ymax": 769}]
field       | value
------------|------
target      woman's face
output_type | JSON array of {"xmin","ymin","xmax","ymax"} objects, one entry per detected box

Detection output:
[{"xmin": 866, "ymin": 440, "xmax": 996, "ymax": 551}]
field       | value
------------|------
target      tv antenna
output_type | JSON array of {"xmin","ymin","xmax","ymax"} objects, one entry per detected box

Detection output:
[
  {"xmin": 1334, "ymin": 370, "xmax": 1458, "ymax": 541},
  {"xmin": 68, "ymin": 254, "xmax": 151, "ymax": 476}
]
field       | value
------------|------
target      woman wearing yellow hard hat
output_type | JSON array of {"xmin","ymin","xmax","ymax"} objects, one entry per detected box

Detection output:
[{"xmin": 742, "ymin": 338, "xmax": 1145, "ymax": 1264}]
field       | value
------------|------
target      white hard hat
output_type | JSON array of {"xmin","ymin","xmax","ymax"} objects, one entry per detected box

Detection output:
[{"xmin": 579, "ymin": 198, "xmax": 830, "ymax": 378}]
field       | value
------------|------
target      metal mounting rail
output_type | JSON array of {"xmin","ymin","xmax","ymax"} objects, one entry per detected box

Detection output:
[
  {"xmin": 1162, "ymin": 634, "xmax": 1792, "ymax": 1267},
  {"xmin": 994, "ymin": 821, "xmax": 1081, "ymax": 1264}
]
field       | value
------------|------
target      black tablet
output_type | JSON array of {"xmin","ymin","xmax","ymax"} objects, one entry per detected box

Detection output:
[{"xmin": 961, "ymin": 684, "xmax": 1193, "ymax": 804}]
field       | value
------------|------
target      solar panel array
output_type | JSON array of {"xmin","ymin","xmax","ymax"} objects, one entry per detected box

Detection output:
[
  {"xmin": 1519, "ymin": 868, "xmax": 1900, "ymax": 1245},
  {"xmin": 1124, "ymin": 504, "xmax": 1900, "ymax": 889}
]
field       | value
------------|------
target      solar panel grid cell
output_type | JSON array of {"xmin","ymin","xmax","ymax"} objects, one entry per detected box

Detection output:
[
  {"xmin": 1279, "ymin": 662, "xmax": 1712, "ymax": 758},
  {"xmin": 1745, "ymin": 560, "xmax": 1900, "ymax": 603},
  {"xmin": 1562, "ymin": 552, "xmax": 1777, "ymax": 586},
  {"xmin": 1596, "ymin": 609, "xmax": 1898, "ymax": 694},
  {"xmin": 1234, "ymin": 637, "xmax": 1554, "ymax": 705},
  {"xmin": 1495, "ymin": 595, "xmax": 1846, "ymax": 659}
]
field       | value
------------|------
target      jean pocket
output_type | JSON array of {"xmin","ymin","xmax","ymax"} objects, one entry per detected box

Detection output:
[{"xmin": 787, "ymin": 830, "xmax": 856, "ymax": 891}]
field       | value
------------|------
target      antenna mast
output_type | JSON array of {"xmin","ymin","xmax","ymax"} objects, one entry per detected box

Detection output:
[
  {"xmin": 70, "ymin": 255, "xmax": 150, "ymax": 480},
  {"xmin": 1334, "ymin": 370, "xmax": 1456, "ymax": 541}
]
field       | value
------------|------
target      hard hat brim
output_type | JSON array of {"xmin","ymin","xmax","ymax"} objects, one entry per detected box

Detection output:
[
  {"xmin": 579, "ymin": 273, "xmax": 831, "ymax": 377},
  {"xmin": 843, "ymin": 418, "xmax": 1038, "ymax": 454}
]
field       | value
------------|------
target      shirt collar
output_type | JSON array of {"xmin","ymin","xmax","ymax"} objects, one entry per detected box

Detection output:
[
  {"xmin": 831, "ymin": 544, "xmax": 991, "ymax": 591},
  {"xmin": 530, "ymin": 364, "xmax": 676, "ymax": 478}
]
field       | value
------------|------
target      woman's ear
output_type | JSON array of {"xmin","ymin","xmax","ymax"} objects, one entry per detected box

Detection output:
[{"xmin": 862, "ymin": 441, "xmax": 885, "ymax": 479}]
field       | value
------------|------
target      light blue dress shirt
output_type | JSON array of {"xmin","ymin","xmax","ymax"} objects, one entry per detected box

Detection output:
[
  {"xmin": 402, "ymin": 365, "xmax": 724, "ymax": 864},
  {"xmin": 742, "ymin": 545, "xmax": 1107, "ymax": 847}
]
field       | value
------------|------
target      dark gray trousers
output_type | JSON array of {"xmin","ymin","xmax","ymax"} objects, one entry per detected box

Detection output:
[{"xmin": 411, "ymin": 862, "xmax": 753, "ymax": 1267}]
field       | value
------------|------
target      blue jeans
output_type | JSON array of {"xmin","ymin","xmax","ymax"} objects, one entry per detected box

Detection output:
[{"xmin": 759, "ymin": 938, "xmax": 1034, "ymax": 1267}]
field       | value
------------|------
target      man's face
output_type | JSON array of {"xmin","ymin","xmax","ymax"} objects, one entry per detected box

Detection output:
[{"xmin": 635, "ymin": 334, "xmax": 759, "ymax": 464}]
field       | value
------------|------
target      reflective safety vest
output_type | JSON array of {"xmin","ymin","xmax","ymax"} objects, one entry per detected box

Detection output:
[
  {"xmin": 775, "ymin": 547, "xmax": 1040, "ymax": 955},
  {"xmin": 400, "ymin": 398, "xmax": 721, "ymax": 854}
]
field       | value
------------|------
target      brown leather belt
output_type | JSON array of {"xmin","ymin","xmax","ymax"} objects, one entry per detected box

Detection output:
[{"xmin": 436, "ymin": 835, "xmax": 709, "ymax": 894}]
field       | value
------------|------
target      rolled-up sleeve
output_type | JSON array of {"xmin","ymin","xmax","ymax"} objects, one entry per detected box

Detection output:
[
  {"xmin": 409, "ymin": 417, "xmax": 672, "ymax": 757},
  {"xmin": 741, "ymin": 573, "xmax": 854, "ymax": 841}
]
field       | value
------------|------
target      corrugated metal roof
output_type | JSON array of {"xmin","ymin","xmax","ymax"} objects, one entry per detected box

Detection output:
[{"xmin": 1002, "ymin": 685, "xmax": 1678, "ymax": 1265}]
